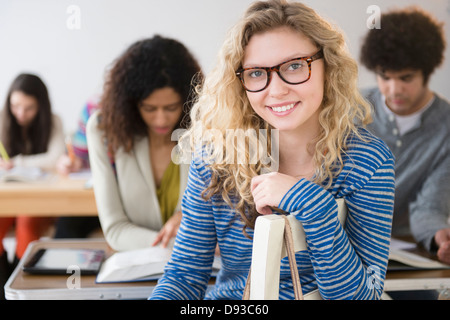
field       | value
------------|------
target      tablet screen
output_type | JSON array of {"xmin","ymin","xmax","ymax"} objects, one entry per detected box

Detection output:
[{"xmin": 23, "ymin": 248, "xmax": 105, "ymax": 275}]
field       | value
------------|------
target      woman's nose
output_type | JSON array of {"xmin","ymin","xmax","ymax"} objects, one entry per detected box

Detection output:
[{"xmin": 267, "ymin": 72, "xmax": 289, "ymax": 98}]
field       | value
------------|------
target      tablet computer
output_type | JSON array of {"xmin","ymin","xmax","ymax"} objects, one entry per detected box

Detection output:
[{"xmin": 23, "ymin": 248, "xmax": 105, "ymax": 275}]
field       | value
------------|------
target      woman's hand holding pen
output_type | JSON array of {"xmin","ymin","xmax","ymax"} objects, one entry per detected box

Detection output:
[
  {"xmin": 0, "ymin": 158, "xmax": 13, "ymax": 170},
  {"xmin": 56, "ymin": 154, "xmax": 83, "ymax": 175},
  {"xmin": 56, "ymin": 135, "xmax": 83, "ymax": 175},
  {"xmin": 251, "ymin": 172, "xmax": 299, "ymax": 215}
]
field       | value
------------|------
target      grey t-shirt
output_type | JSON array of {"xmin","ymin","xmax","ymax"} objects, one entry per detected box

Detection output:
[{"xmin": 364, "ymin": 87, "xmax": 450, "ymax": 251}]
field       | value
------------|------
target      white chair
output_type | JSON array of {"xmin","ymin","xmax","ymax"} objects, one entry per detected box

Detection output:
[{"xmin": 246, "ymin": 198, "xmax": 347, "ymax": 300}]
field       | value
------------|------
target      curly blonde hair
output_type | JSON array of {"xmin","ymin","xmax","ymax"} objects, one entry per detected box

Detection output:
[{"xmin": 181, "ymin": 0, "xmax": 371, "ymax": 232}]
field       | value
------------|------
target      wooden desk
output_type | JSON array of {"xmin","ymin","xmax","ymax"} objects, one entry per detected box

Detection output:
[
  {"xmin": 385, "ymin": 237, "xmax": 450, "ymax": 295},
  {"xmin": 6, "ymin": 239, "xmax": 450, "ymax": 300},
  {"xmin": 0, "ymin": 175, "xmax": 97, "ymax": 217},
  {"xmin": 385, "ymin": 268, "xmax": 450, "ymax": 293},
  {"xmin": 4, "ymin": 239, "xmax": 156, "ymax": 300}
]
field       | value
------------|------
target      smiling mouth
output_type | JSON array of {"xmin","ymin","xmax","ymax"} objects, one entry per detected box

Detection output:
[{"xmin": 268, "ymin": 102, "xmax": 297, "ymax": 113}]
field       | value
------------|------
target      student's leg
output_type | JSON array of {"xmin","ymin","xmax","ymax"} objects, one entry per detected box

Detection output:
[
  {"xmin": 54, "ymin": 216, "xmax": 101, "ymax": 238},
  {"xmin": 0, "ymin": 218, "xmax": 15, "ymax": 300},
  {"xmin": 0, "ymin": 251, "xmax": 9, "ymax": 300},
  {"xmin": 0, "ymin": 217, "xmax": 15, "ymax": 254}
]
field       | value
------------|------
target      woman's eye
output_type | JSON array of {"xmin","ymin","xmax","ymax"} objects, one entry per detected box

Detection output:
[
  {"xmin": 249, "ymin": 70, "xmax": 265, "ymax": 78},
  {"xmin": 287, "ymin": 61, "xmax": 304, "ymax": 71}
]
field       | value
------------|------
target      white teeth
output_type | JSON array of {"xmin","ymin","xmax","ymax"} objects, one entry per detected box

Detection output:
[{"xmin": 270, "ymin": 103, "xmax": 296, "ymax": 112}]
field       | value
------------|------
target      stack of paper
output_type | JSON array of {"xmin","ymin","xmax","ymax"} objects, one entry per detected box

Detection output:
[{"xmin": 0, "ymin": 166, "xmax": 48, "ymax": 182}]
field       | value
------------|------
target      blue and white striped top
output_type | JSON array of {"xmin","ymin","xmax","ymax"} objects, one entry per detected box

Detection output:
[{"xmin": 150, "ymin": 128, "xmax": 395, "ymax": 300}]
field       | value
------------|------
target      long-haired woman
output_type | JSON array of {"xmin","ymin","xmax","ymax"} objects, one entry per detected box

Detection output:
[
  {"xmin": 86, "ymin": 35, "xmax": 203, "ymax": 251},
  {"xmin": 0, "ymin": 73, "xmax": 65, "ymax": 299},
  {"xmin": 151, "ymin": 0, "xmax": 395, "ymax": 300}
]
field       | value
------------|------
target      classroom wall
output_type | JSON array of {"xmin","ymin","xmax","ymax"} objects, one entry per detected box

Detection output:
[{"xmin": 0, "ymin": 0, "xmax": 449, "ymax": 134}]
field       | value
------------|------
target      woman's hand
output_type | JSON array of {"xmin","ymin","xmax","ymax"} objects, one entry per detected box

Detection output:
[
  {"xmin": 56, "ymin": 154, "xmax": 83, "ymax": 175},
  {"xmin": 152, "ymin": 211, "xmax": 182, "ymax": 248},
  {"xmin": 435, "ymin": 228, "xmax": 450, "ymax": 265},
  {"xmin": 251, "ymin": 172, "xmax": 299, "ymax": 215},
  {"xmin": 0, "ymin": 158, "xmax": 14, "ymax": 170}
]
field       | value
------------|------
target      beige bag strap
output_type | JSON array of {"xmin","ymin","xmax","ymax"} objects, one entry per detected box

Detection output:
[
  {"xmin": 242, "ymin": 269, "xmax": 251, "ymax": 300},
  {"xmin": 283, "ymin": 215, "xmax": 303, "ymax": 300},
  {"xmin": 243, "ymin": 216, "xmax": 303, "ymax": 300}
]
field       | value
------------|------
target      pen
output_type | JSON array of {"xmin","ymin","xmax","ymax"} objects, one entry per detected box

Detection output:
[
  {"xmin": 65, "ymin": 135, "xmax": 75, "ymax": 162},
  {"xmin": 0, "ymin": 140, "xmax": 9, "ymax": 161}
]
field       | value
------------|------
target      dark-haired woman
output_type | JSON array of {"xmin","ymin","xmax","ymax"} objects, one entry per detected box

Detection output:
[
  {"xmin": 86, "ymin": 35, "xmax": 202, "ymax": 251},
  {"xmin": 0, "ymin": 73, "xmax": 65, "ymax": 299}
]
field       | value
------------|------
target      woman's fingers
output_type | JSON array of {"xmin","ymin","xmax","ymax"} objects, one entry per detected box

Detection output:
[{"xmin": 251, "ymin": 172, "xmax": 299, "ymax": 215}]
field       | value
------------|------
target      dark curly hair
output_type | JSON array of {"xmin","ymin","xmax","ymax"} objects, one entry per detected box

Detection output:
[
  {"xmin": 99, "ymin": 35, "xmax": 203, "ymax": 153},
  {"xmin": 360, "ymin": 6, "xmax": 446, "ymax": 85}
]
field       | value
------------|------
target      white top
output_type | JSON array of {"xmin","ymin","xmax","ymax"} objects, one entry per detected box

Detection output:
[
  {"xmin": 86, "ymin": 110, "xmax": 189, "ymax": 251},
  {"xmin": 382, "ymin": 95, "xmax": 435, "ymax": 136},
  {"xmin": 7, "ymin": 114, "xmax": 65, "ymax": 171}
]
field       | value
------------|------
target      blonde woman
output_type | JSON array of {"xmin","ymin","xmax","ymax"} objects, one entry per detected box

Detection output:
[{"xmin": 151, "ymin": 0, "xmax": 395, "ymax": 300}]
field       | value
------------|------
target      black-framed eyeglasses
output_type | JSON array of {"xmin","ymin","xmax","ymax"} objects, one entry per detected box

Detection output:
[{"xmin": 235, "ymin": 50, "xmax": 323, "ymax": 92}]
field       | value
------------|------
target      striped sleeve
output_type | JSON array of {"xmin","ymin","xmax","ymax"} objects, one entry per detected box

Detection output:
[
  {"xmin": 278, "ymin": 143, "xmax": 395, "ymax": 299},
  {"xmin": 150, "ymin": 159, "xmax": 216, "ymax": 300},
  {"xmin": 150, "ymin": 130, "xmax": 395, "ymax": 300}
]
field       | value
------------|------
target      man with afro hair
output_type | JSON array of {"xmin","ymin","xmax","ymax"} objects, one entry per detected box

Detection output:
[{"xmin": 361, "ymin": 7, "xmax": 450, "ymax": 267}]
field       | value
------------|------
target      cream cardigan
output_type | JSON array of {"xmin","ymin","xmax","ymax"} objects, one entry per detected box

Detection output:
[{"xmin": 86, "ymin": 111, "xmax": 189, "ymax": 251}]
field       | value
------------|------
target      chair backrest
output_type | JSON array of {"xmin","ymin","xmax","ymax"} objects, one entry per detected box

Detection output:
[{"xmin": 248, "ymin": 198, "xmax": 347, "ymax": 300}]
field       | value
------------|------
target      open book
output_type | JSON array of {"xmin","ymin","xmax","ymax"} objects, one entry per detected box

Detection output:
[
  {"xmin": 388, "ymin": 238, "xmax": 450, "ymax": 271},
  {"xmin": 0, "ymin": 166, "xmax": 48, "ymax": 182},
  {"xmin": 96, "ymin": 246, "xmax": 222, "ymax": 283}
]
